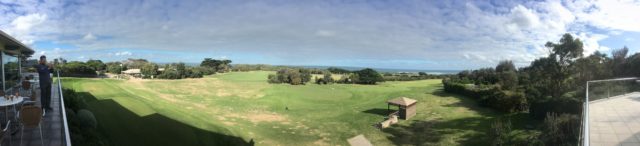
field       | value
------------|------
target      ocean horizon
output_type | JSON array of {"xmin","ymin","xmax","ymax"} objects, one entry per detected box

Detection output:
[{"xmin": 158, "ymin": 62, "xmax": 460, "ymax": 74}]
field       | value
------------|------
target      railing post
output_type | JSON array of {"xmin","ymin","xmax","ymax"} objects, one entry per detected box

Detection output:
[{"xmin": 583, "ymin": 81, "xmax": 589, "ymax": 146}]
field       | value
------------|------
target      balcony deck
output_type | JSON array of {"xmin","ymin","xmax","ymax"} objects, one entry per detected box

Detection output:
[
  {"xmin": 589, "ymin": 92, "xmax": 640, "ymax": 146},
  {"xmin": 0, "ymin": 81, "xmax": 66, "ymax": 146}
]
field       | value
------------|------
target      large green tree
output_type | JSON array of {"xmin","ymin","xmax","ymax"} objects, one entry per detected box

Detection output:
[
  {"xmin": 86, "ymin": 59, "xmax": 106, "ymax": 71},
  {"xmin": 200, "ymin": 58, "xmax": 232, "ymax": 73},
  {"xmin": 542, "ymin": 33, "xmax": 584, "ymax": 98},
  {"xmin": 611, "ymin": 46, "xmax": 629, "ymax": 76},
  {"xmin": 495, "ymin": 60, "xmax": 518, "ymax": 90},
  {"xmin": 522, "ymin": 33, "xmax": 585, "ymax": 119},
  {"xmin": 176, "ymin": 63, "xmax": 186, "ymax": 78},
  {"xmin": 141, "ymin": 63, "xmax": 159, "ymax": 78},
  {"xmin": 354, "ymin": 68, "xmax": 383, "ymax": 84}
]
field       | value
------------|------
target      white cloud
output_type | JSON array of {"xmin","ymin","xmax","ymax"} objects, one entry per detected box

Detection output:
[
  {"xmin": 3, "ymin": 13, "xmax": 47, "ymax": 45},
  {"xmin": 83, "ymin": 33, "xmax": 97, "ymax": 41},
  {"xmin": 10, "ymin": 13, "xmax": 46, "ymax": 31},
  {"xmin": 114, "ymin": 51, "xmax": 132, "ymax": 56},
  {"xmin": 1, "ymin": 0, "xmax": 639, "ymax": 69},
  {"xmin": 570, "ymin": 0, "xmax": 640, "ymax": 32},
  {"xmin": 37, "ymin": 48, "xmax": 63, "ymax": 59},
  {"xmin": 315, "ymin": 30, "xmax": 335, "ymax": 37},
  {"xmin": 575, "ymin": 32, "xmax": 610, "ymax": 56},
  {"xmin": 510, "ymin": 5, "xmax": 541, "ymax": 29}
]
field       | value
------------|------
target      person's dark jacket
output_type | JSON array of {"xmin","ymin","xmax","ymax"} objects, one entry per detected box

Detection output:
[{"xmin": 36, "ymin": 64, "xmax": 54, "ymax": 84}]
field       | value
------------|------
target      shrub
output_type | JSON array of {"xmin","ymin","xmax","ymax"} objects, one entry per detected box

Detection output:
[
  {"xmin": 529, "ymin": 95, "xmax": 582, "ymax": 119},
  {"xmin": 336, "ymin": 75, "xmax": 350, "ymax": 83},
  {"xmin": 267, "ymin": 74, "xmax": 280, "ymax": 83},
  {"xmin": 59, "ymin": 61, "xmax": 97, "ymax": 77},
  {"xmin": 63, "ymin": 88, "xmax": 87, "ymax": 111},
  {"xmin": 267, "ymin": 68, "xmax": 311, "ymax": 85},
  {"xmin": 480, "ymin": 90, "xmax": 527, "ymax": 113},
  {"xmin": 323, "ymin": 72, "xmax": 334, "ymax": 83},
  {"xmin": 315, "ymin": 78, "xmax": 327, "ymax": 84},
  {"xmin": 443, "ymin": 80, "xmax": 527, "ymax": 113},
  {"xmin": 157, "ymin": 69, "xmax": 181, "ymax": 79},
  {"xmin": 106, "ymin": 63, "xmax": 125, "ymax": 74},
  {"xmin": 77, "ymin": 109, "xmax": 97, "ymax": 129},
  {"xmin": 63, "ymin": 88, "xmax": 109, "ymax": 145},
  {"xmin": 537, "ymin": 113, "xmax": 580, "ymax": 146},
  {"xmin": 327, "ymin": 67, "xmax": 351, "ymax": 74},
  {"xmin": 490, "ymin": 118, "xmax": 512, "ymax": 146}
]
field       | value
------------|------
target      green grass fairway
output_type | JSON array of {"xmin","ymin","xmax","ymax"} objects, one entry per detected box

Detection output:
[{"xmin": 61, "ymin": 71, "xmax": 537, "ymax": 145}]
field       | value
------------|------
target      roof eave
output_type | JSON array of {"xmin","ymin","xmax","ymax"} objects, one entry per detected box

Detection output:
[{"xmin": 0, "ymin": 30, "xmax": 35, "ymax": 57}]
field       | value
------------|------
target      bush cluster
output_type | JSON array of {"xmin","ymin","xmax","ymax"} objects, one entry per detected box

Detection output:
[
  {"xmin": 268, "ymin": 68, "xmax": 312, "ymax": 85},
  {"xmin": 443, "ymin": 79, "xmax": 525, "ymax": 113},
  {"xmin": 382, "ymin": 72, "xmax": 447, "ymax": 81},
  {"xmin": 57, "ymin": 61, "xmax": 98, "ymax": 77},
  {"xmin": 63, "ymin": 88, "xmax": 109, "ymax": 145}
]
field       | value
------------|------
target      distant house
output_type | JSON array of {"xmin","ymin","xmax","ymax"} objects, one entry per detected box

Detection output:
[{"xmin": 122, "ymin": 69, "xmax": 142, "ymax": 78}]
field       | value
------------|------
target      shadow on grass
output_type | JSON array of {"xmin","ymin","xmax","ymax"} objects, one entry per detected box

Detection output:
[
  {"xmin": 382, "ymin": 117, "xmax": 494, "ymax": 146},
  {"xmin": 430, "ymin": 89, "xmax": 456, "ymax": 97},
  {"xmin": 362, "ymin": 108, "xmax": 396, "ymax": 116},
  {"xmin": 382, "ymin": 86, "xmax": 542, "ymax": 145},
  {"xmin": 73, "ymin": 92, "xmax": 253, "ymax": 146},
  {"xmin": 381, "ymin": 88, "xmax": 498, "ymax": 145}
]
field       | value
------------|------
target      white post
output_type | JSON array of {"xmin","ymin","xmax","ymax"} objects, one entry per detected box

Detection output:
[{"xmin": 584, "ymin": 81, "xmax": 589, "ymax": 146}]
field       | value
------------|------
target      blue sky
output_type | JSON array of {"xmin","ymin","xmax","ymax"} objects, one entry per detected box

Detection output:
[{"xmin": 1, "ymin": 0, "xmax": 640, "ymax": 70}]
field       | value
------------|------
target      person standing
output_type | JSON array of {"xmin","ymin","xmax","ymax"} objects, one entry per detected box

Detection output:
[{"xmin": 36, "ymin": 55, "xmax": 53, "ymax": 111}]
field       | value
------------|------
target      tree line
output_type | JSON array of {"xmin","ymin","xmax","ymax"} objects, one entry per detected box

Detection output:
[
  {"xmin": 53, "ymin": 58, "xmax": 233, "ymax": 80},
  {"xmin": 444, "ymin": 33, "xmax": 639, "ymax": 145},
  {"xmin": 268, "ymin": 68, "xmax": 385, "ymax": 85}
]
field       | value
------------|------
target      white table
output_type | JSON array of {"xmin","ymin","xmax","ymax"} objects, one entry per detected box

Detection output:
[
  {"xmin": 0, "ymin": 96, "xmax": 24, "ymax": 107},
  {"xmin": 0, "ymin": 96, "xmax": 25, "ymax": 123}
]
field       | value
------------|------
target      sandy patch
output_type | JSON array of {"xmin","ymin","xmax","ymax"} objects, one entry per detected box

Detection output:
[
  {"xmin": 247, "ymin": 112, "xmax": 287, "ymax": 123},
  {"xmin": 313, "ymin": 139, "xmax": 331, "ymax": 146},
  {"xmin": 222, "ymin": 121, "xmax": 236, "ymax": 126},
  {"xmin": 225, "ymin": 110, "xmax": 288, "ymax": 124},
  {"xmin": 138, "ymin": 78, "xmax": 266, "ymax": 98}
]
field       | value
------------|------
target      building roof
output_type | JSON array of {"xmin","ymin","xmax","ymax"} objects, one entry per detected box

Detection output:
[
  {"xmin": 0, "ymin": 30, "xmax": 35, "ymax": 57},
  {"xmin": 122, "ymin": 69, "xmax": 141, "ymax": 74},
  {"xmin": 387, "ymin": 97, "xmax": 417, "ymax": 106}
]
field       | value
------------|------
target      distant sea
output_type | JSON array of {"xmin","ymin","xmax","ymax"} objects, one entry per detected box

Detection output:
[
  {"xmin": 166, "ymin": 63, "xmax": 460, "ymax": 75},
  {"xmin": 292, "ymin": 65, "xmax": 460, "ymax": 75}
]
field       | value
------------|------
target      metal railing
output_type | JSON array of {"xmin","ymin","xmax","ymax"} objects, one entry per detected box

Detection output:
[
  {"xmin": 581, "ymin": 77, "xmax": 639, "ymax": 146},
  {"xmin": 56, "ymin": 71, "xmax": 72, "ymax": 146}
]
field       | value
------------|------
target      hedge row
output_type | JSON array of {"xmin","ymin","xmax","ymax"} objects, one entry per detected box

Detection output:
[{"xmin": 442, "ymin": 80, "xmax": 526, "ymax": 113}]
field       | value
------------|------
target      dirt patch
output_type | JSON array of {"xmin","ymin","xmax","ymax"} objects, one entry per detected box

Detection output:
[
  {"xmin": 222, "ymin": 121, "xmax": 236, "ymax": 126},
  {"xmin": 312, "ymin": 138, "xmax": 331, "ymax": 146},
  {"xmin": 141, "ymin": 78, "xmax": 266, "ymax": 98},
  {"xmin": 216, "ymin": 89, "xmax": 232, "ymax": 97},
  {"xmin": 225, "ymin": 110, "xmax": 288, "ymax": 124},
  {"xmin": 247, "ymin": 112, "xmax": 287, "ymax": 123}
]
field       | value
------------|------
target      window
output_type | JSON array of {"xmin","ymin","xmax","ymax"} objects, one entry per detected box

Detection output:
[{"xmin": 3, "ymin": 52, "xmax": 19, "ymax": 91}]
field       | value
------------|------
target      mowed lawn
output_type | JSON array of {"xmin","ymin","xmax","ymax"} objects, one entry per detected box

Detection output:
[{"xmin": 61, "ymin": 71, "xmax": 537, "ymax": 146}]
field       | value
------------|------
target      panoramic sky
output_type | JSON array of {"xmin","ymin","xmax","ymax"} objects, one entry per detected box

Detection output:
[{"xmin": 1, "ymin": 0, "xmax": 640, "ymax": 70}]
